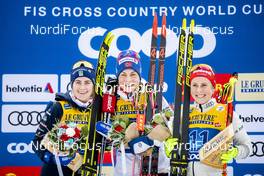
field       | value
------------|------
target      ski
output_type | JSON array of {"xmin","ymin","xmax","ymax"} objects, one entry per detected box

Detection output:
[
  {"xmin": 145, "ymin": 12, "xmax": 158, "ymax": 129},
  {"xmin": 156, "ymin": 14, "xmax": 166, "ymax": 112},
  {"xmin": 98, "ymin": 77, "xmax": 118, "ymax": 175},
  {"xmin": 179, "ymin": 19, "xmax": 195, "ymax": 175},
  {"xmin": 141, "ymin": 12, "xmax": 158, "ymax": 176},
  {"xmin": 141, "ymin": 13, "xmax": 167, "ymax": 176},
  {"xmin": 81, "ymin": 32, "xmax": 114, "ymax": 176},
  {"xmin": 151, "ymin": 13, "xmax": 166, "ymax": 175},
  {"xmin": 170, "ymin": 18, "xmax": 195, "ymax": 176}
]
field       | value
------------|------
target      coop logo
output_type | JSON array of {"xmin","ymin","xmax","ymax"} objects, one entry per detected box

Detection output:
[
  {"xmin": 2, "ymin": 74, "xmax": 58, "ymax": 102},
  {"xmin": 78, "ymin": 26, "xmax": 216, "ymax": 59},
  {"xmin": 7, "ymin": 142, "xmax": 34, "ymax": 154},
  {"xmin": 235, "ymin": 73, "xmax": 264, "ymax": 101},
  {"xmin": 2, "ymin": 104, "xmax": 46, "ymax": 133}
]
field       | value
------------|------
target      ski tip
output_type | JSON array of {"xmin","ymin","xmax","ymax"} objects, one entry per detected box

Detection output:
[
  {"xmin": 154, "ymin": 11, "xmax": 157, "ymax": 17},
  {"xmin": 152, "ymin": 13, "xmax": 158, "ymax": 37},
  {"xmin": 190, "ymin": 19, "xmax": 195, "ymax": 33},
  {"xmin": 105, "ymin": 32, "xmax": 115, "ymax": 45},
  {"xmin": 161, "ymin": 14, "xmax": 166, "ymax": 36},
  {"xmin": 182, "ymin": 18, "xmax": 187, "ymax": 30},
  {"xmin": 162, "ymin": 13, "xmax": 166, "ymax": 25}
]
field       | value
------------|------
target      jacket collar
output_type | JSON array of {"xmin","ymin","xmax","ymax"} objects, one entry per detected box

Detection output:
[{"xmin": 194, "ymin": 98, "xmax": 216, "ymax": 112}]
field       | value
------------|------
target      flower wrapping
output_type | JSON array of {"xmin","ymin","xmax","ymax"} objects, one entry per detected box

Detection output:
[{"xmin": 41, "ymin": 122, "xmax": 88, "ymax": 172}]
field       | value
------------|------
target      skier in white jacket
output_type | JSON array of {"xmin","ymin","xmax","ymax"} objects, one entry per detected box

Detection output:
[{"xmin": 112, "ymin": 50, "xmax": 172, "ymax": 176}]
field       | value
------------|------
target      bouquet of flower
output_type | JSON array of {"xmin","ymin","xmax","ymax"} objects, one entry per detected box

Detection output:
[
  {"xmin": 41, "ymin": 122, "xmax": 88, "ymax": 171},
  {"xmin": 108, "ymin": 116, "xmax": 130, "ymax": 147},
  {"xmin": 108, "ymin": 107, "xmax": 173, "ymax": 149}
]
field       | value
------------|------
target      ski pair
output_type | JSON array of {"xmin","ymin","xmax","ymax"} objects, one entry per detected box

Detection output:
[
  {"xmin": 80, "ymin": 32, "xmax": 114, "ymax": 176},
  {"xmin": 170, "ymin": 18, "xmax": 195, "ymax": 176},
  {"xmin": 137, "ymin": 13, "xmax": 167, "ymax": 176}
]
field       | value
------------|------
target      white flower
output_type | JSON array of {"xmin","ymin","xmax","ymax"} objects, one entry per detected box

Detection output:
[{"xmin": 66, "ymin": 128, "xmax": 76, "ymax": 137}]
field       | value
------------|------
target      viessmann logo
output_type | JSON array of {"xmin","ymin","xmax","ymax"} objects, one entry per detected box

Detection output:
[{"xmin": 2, "ymin": 74, "xmax": 58, "ymax": 102}]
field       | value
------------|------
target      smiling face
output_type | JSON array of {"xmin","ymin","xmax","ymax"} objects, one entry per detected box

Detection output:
[
  {"xmin": 191, "ymin": 77, "xmax": 215, "ymax": 105},
  {"xmin": 72, "ymin": 77, "xmax": 94, "ymax": 103},
  {"xmin": 118, "ymin": 68, "xmax": 140, "ymax": 93}
]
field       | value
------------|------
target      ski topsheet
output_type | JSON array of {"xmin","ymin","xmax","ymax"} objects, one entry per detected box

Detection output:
[
  {"xmin": 81, "ymin": 32, "xmax": 114, "ymax": 176},
  {"xmin": 156, "ymin": 14, "xmax": 166, "ymax": 112},
  {"xmin": 141, "ymin": 13, "xmax": 158, "ymax": 175},
  {"xmin": 145, "ymin": 12, "xmax": 158, "ymax": 125},
  {"xmin": 141, "ymin": 13, "xmax": 167, "ymax": 176},
  {"xmin": 170, "ymin": 19, "xmax": 195, "ymax": 176}
]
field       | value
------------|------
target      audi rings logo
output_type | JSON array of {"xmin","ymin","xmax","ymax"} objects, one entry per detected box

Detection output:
[
  {"xmin": 188, "ymin": 153, "xmax": 200, "ymax": 160},
  {"xmin": 8, "ymin": 111, "xmax": 45, "ymax": 126},
  {"xmin": 250, "ymin": 141, "xmax": 264, "ymax": 157}
]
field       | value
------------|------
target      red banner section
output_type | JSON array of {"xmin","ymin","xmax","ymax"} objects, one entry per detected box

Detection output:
[{"xmin": 0, "ymin": 166, "xmax": 41, "ymax": 176}]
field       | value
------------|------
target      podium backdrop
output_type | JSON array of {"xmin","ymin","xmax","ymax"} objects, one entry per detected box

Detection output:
[{"xmin": 1, "ymin": 1, "xmax": 263, "ymax": 175}]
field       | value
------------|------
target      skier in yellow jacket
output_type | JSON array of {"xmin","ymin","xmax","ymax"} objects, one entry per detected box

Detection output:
[{"xmin": 165, "ymin": 64, "xmax": 251, "ymax": 176}]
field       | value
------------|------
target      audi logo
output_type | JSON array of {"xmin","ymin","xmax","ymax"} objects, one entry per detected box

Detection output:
[
  {"xmin": 250, "ymin": 141, "xmax": 264, "ymax": 157},
  {"xmin": 8, "ymin": 111, "xmax": 45, "ymax": 126},
  {"xmin": 188, "ymin": 153, "xmax": 199, "ymax": 160}
]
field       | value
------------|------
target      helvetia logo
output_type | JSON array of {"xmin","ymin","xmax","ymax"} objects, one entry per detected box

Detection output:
[
  {"xmin": 44, "ymin": 82, "xmax": 54, "ymax": 93},
  {"xmin": 6, "ymin": 83, "xmax": 54, "ymax": 93},
  {"xmin": 239, "ymin": 115, "xmax": 264, "ymax": 123}
]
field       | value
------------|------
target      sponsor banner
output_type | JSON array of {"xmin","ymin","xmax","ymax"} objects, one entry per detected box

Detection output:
[
  {"xmin": 60, "ymin": 74, "xmax": 70, "ymax": 93},
  {"xmin": 2, "ymin": 74, "xmax": 58, "ymax": 102},
  {"xmin": 0, "ymin": 166, "xmax": 113, "ymax": 176},
  {"xmin": 0, "ymin": 166, "xmax": 41, "ymax": 176},
  {"xmin": 235, "ymin": 104, "xmax": 264, "ymax": 132},
  {"xmin": 1, "ymin": 104, "xmax": 46, "ymax": 133},
  {"xmin": 236, "ymin": 135, "xmax": 264, "ymax": 164},
  {"xmin": 235, "ymin": 73, "xmax": 264, "ymax": 101}
]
